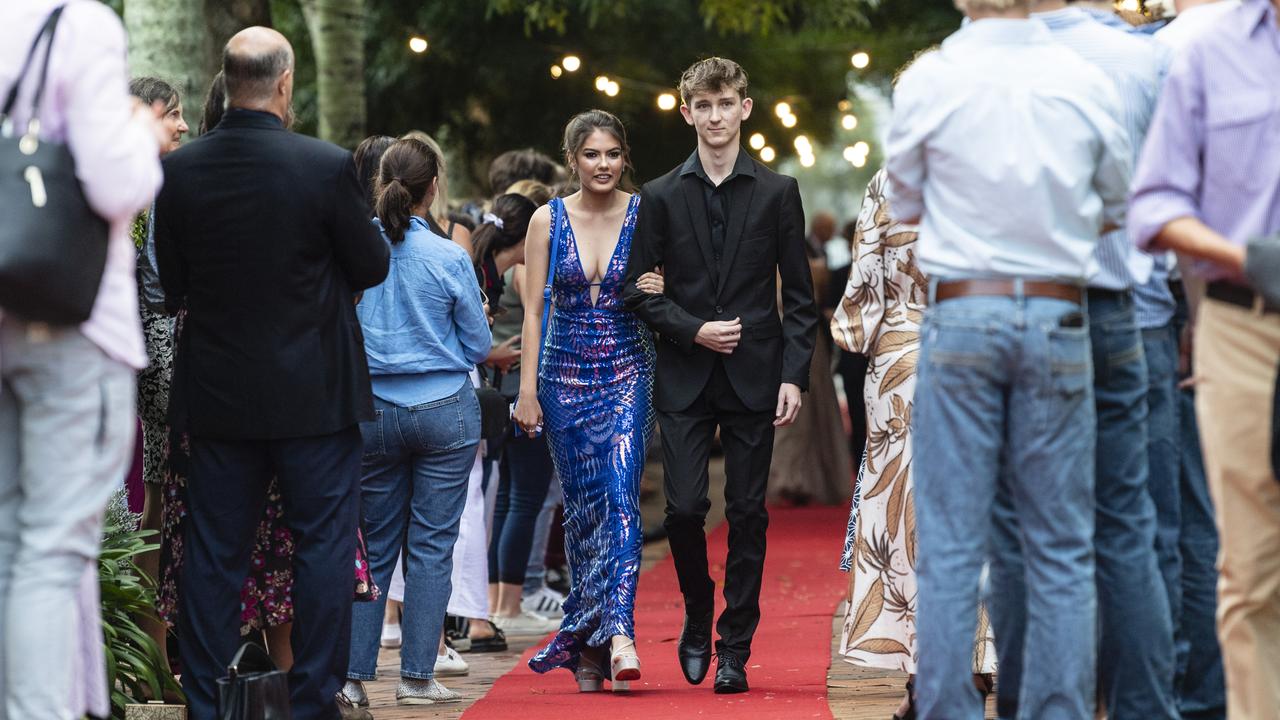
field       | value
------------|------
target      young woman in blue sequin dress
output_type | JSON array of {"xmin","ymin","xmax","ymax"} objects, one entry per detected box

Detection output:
[{"xmin": 513, "ymin": 110, "xmax": 665, "ymax": 692}]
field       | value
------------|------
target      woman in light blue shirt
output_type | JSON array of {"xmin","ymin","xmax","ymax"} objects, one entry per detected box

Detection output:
[{"xmin": 343, "ymin": 138, "xmax": 491, "ymax": 706}]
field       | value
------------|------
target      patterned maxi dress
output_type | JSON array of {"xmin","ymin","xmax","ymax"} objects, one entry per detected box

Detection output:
[
  {"xmin": 831, "ymin": 171, "xmax": 997, "ymax": 673},
  {"xmin": 530, "ymin": 195, "xmax": 655, "ymax": 673}
]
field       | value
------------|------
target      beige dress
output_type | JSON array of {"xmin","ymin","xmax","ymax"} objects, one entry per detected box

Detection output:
[{"xmin": 831, "ymin": 171, "xmax": 996, "ymax": 673}]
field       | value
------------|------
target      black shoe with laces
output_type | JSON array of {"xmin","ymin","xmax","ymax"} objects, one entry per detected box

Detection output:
[
  {"xmin": 678, "ymin": 609, "xmax": 714, "ymax": 685},
  {"xmin": 712, "ymin": 652, "xmax": 748, "ymax": 694}
]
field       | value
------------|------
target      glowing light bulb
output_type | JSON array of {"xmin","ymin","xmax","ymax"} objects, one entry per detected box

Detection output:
[
  {"xmin": 408, "ymin": 36, "xmax": 428, "ymax": 54},
  {"xmin": 852, "ymin": 155, "xmax": 867, "ymax": 168},
  {"xmin": 843, "ymin": 146, "xmax": 857, "ymax": 162},
  {"xmin": 799, "ymin": 154, "xmax": 816, "ymax": 168},
  {"xmin": 657, "ymin": 93, "xmax": 677, "ymax": 110},
  {"xmin": 853, "ymin": 141, "xmax": 870, "ymax": 156},
  {"xmin": 562, "ymin": 55, "xmax": 582, "ymax": 72},
  {"xmin": 851, "ymin": 51, "xmax": 870, "ymax": 69},
  {"xmin": 838, "ymin": 99, "xmax": 852, "ymax": 112},
  {"xmin": 781, "ymin": 114, "xmax": 797, "ymax": 129},
  {"xmin": 748, "ymin": 133, "xmax": 766, "ymax": 150},
  {"xmin": 841, "ymin": 114, "xmax": 857, "ymax": 130},
  {"xmin": 595, "ymin": 75, "xmax": 610, "ymax": 91},
  {"xmin": 605, "ymin": 81, "xmax": 620, "ymax": 97},
  {"xmin": 760, "ymin": 146, "xmax": 776, "ymax": 162},
  {"xmin": 550, "ymin": 64, "xmax": 563, "ymax": 79},
  {"xmin": 793, "ymin": 135, "xmax": 811, "ymax": 152},
  {"xmin": 774, "ymin": 102, "xmax": 791, "ymax": 119}
]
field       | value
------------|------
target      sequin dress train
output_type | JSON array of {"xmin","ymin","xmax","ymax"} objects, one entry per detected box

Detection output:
[{"xmin": 529, "ymin": 195, "xmax": 654, "ymax": 674}]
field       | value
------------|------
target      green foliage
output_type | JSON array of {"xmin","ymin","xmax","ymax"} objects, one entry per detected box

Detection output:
[
  {"xmin": 99, "ymin": 525, "xmax": 184, "ymax": 718},
  {"xmin": 484, "ymin": 0, "xmax": 875, "ymax": 35}
]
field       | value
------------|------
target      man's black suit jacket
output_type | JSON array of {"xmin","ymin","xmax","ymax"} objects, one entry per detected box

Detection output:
[
  {"xmin": 623, "ymin": 151, "xmax": 818, "ymax": 414},
  {"xmin": 154, "ymin": 109, "xmax": 389, "ymax": 439}
]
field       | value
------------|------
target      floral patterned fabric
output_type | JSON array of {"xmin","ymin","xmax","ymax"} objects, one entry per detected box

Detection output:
[
  {"xmin": 156, "ymin": 314, "xmax": 378, "ymax": 635},
  {"xmin": 831, "ymin": 171, "xmax": 996, "ymax": 674}
]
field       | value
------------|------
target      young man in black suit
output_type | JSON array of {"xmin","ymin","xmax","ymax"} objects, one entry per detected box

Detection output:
[
  {"xmin": 622, "ymin": 57, "xmax": 818, "ymax": 694},
  {"xmin": 153, "ymin": 27, "xmax": 388, "ymax": 720}
]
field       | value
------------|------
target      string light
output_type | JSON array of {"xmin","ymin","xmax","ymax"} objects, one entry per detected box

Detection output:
[
  {"xmin": 605, "ymin": 80, "xmax": 620, "ymax": 97},
  {"xmin": 799, "ymin": 154, "xmax": 816, "ymax": 168},
  {"xmin": 841, "ymin": 114, "xmax": 858, "ymax": 130},
  {"xmin": 838, "ymin": 99, "xmax": 852, "ymax": 113},
  {"xmin": 774, "ymin": 102, "xmax": 791, "ymax": 119},
  {"xmin": 843, "ymin": 146, "xmax": 858, "ymax": 162},
  {"xmin": 793, "ymin": 135, "xmax": 812, "ymax": 153},
  {"xmin": 408, "ymin": 36, "xmax": 428, "ymax": 54},
  {"xmin": 850, "ymin": 51, "xmax": 870, "ymax": 69},
  {"xmin": 853, "ymin": 141, "xmax": 870, "ymax": 156},
  {"xmin": 781, "ymin": 114, "xmax": 797, "ymax": 128},
  {"xmin": 550, "ymin": 64, "xmax": 563, "ymax": 79},
  {"xmin": 594, "ymin": 75, "xmax": 610, "ymax": 91},
  {"xmin": 562, "ymin": 55, "xmax": 582, "ymax": 72},
  {"xmin": 760, "ymin": 146, "xmax": 776, "ymax": 162},
  {"xmin": 852, "ymin": 155, "xmax": 867, "ymax": 168},
  {"xmin": 748, "ymin": 133, "xmax": 766, "ymax": 150},
  {"xmin": 657, "ymin": 93, "xmax": 677, "ymax": 110}
]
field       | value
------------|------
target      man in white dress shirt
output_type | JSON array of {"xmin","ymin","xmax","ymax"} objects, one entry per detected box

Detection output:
[{"xmin": 885, "ymin": 0, "xmax": 1131, "ymax": 716}]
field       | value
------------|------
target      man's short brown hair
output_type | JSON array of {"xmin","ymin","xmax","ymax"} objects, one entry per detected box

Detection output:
[{"xmin": 678, "ymin": 57, "xmax": 749, "ymax": 105}]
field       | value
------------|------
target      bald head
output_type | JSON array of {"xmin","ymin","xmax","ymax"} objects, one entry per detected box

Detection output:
[{"xmin": 223, "ymin": 27, "xmax": 294, "ymax": 114}]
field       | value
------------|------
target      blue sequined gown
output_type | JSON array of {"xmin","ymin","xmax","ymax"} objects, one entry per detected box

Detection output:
[{"xmin": 529, "ymin": 195, "xmax": 654, "ymax": 674}]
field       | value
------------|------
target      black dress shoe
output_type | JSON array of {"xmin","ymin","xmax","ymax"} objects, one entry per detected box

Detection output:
[
  {"xmin": 713, "ymin": 653, "xmax": 748, "ymax": 694},
  {"xmin": 677, "ymin": 609, "xmax": 713, "ymax": 685}
]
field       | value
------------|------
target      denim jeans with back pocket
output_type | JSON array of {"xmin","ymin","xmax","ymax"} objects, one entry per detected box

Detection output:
[
  {"xmin": 913, "ymin": 293, "xmax": 1097, "ymax": 720},
  {"xmin": 348, "ymin": 382, "xmax": 480, "ymax": 681}
]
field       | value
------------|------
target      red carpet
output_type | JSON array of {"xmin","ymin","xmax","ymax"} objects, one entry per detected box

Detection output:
[{"xmin": 463, "ymin": 506, "xmax": 849, "ymax": 719}]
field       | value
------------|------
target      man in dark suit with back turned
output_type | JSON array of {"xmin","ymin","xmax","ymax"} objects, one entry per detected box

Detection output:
[
  {"xmin": 153, "ymin": 27, "xmax": 388, "ymax": 720},
  {"xmin": 623, "ymin": 56, "xmax": 818, "ymax": 695}
]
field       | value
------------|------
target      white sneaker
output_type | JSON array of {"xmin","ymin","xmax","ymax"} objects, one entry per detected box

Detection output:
[
  {"xmin": 491, "ymin": 611, "xmax": 559, "ymax": 635},
  {"xmin": 522, "ymin": 586, "xmax": 566, "ymax": 619},
  {"xmin": 396, "ymin": 678, "xmax": 460, "ymax": 705},
  {"xmin": 381, "ymin": 622, "xmax": 402, "ymax": 649},
  {"xmin": 435, "ymin": 645, "xmax": 469, "ymax": 677}
]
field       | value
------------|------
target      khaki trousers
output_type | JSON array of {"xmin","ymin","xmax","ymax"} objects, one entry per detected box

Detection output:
[{"xmin": 1194, "ymin": 297, "xmax": 1280, "ymax": 719}]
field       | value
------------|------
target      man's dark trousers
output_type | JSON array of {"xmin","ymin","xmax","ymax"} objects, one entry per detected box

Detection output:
[
  {"xmin": 178, "ymin": 426, "xmax": 361, "ymax": 720},
  {"xmin": 659, "ymin": 361, "xmax": 774, "ymax": 661}
]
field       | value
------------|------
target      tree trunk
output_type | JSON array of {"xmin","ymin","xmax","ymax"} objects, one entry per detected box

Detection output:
[
  {"xmin": 203, "ymin": 0, "xmax": 273, "ymax": 82},
  {"xmin": 299, "ymin": 0, "xmax": 366, "ymax": 149},
  {"xmin": 125, "ymin": 0, "xmax": 212, "ymax": 121}
]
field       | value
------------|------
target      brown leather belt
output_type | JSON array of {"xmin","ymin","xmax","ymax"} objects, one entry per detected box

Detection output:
[
  {"xmin": 1207, "ymin": 280, "xmax": 1278, "ymax": 314},
  {"xmin": 935, "ymin": 279, "xmax": 1085, "ymax": 304}
]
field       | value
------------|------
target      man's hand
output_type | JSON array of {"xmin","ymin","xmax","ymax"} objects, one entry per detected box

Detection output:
[
  {"xmin": 775, "ymin": 383, "xmax": 802, "ymax": 427},
  {"xmin": 694, "ymin": 317, "xmax": 741, "ymax": 354},
  {"xmin": 487, "ymin": 336, "xmax": 521, "ymax": 372}
]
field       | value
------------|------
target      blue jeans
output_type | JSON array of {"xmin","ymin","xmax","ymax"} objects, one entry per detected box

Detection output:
[
  {"xmin": 523, "ymin": 481, "xmax": 562, "ymax": 594},
  {"xmin": 1144, "ymin": 324, "xmax": 1183, "ymax": 662},
  {"xmin": 488, "ymin": 434, "xmax": 554, "ymax": 585},
  {"xmin": 1173, "ymin": 299, "xmax": 1227, "ymax": 719},
  {"xmin": 914, "ymin": 293, "xmax": 1097, "ymax": 720},
  {"xmin": 348, "ymin": 385, "xmax": 480, "ymax": 681},
  {"xmin": 990, "ymin": 291, "xmax": 1176, "ymax": 720}
]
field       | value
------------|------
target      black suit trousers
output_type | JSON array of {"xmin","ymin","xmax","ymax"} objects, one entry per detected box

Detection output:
[
  {"xmin": 177, "ymin": 426, "xmax": 361, "ymax": 720},
  {"xmin": 659, "ymin": 360, "xmax": 774, "ymax": 661}
]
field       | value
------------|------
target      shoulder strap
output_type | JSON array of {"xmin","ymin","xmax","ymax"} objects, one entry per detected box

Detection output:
[
  {"xmin": 538, "ymin": 198, "xmax": 564, "ymax": 364},
  {"xmin": 1, "ymin": 6, "xmax": 66, "ymax": 130}
]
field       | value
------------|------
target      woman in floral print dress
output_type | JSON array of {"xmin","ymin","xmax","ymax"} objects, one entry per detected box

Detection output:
[{"xmin": 831, "ymin": 170, "xmax": 996, "ymax": 717}]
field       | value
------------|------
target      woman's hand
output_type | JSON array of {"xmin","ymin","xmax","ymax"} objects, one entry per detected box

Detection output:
[
  {"xmin": 512, "ymin": 393, "xmax": 543, "ymax": 437},
  {"xmin": 486, "ymin": 336, "xmax": 521, "ymax": 372},
  {"xmin": 636, "ymin": 266, "xmax": 665, "ymax": 295}
]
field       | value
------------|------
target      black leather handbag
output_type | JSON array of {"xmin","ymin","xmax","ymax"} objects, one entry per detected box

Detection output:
[
  {"xmin": 0, "ymin": 5, "xmax": 110, "ymax": 325},
  {"xmin": 216, "ymin": 642, "xmax": 291, "ymax": 720},
  {"xmin": 476, "ymin": 372, "xmax": 512, "ymax": 444}
]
